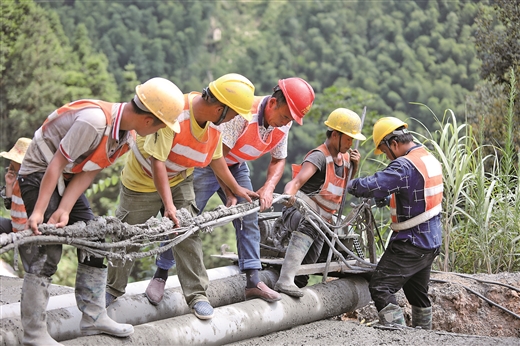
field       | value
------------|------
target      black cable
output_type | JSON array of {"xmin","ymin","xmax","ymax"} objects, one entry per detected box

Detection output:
[{"xmin": 430, "ymin": 278, "xmax": 520, "ymax": 320}]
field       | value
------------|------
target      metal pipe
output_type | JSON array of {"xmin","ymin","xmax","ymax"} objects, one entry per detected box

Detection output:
[{"xmin": 61, "ymin": 276, "xmax": 370, "ymax": 346}]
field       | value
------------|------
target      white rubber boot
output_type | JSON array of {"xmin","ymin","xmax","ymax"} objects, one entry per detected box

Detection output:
[
  {"xmin": 21, "ymin": 273, "xmax": 63, "ymax": 345},
  {"xmin": 274, "ymin": 231, "xmax": 313, "ymax": 297},
  {"xmin": 75, "ymin": 263, "xmax": 134, "ymax": 337}
]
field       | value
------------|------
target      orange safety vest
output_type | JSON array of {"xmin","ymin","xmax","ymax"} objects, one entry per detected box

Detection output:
[
  {"xmin": 133, "ymin": 93, "xmax": 222, "ymax": 179},
  {"xmin": 36, "ymin": 100, "xmax": 134, "ymax": 173},
  {"xmin": 291, "ymin": 144, "xmax": 350, "ymax": 220},
  {"xmin": 10, "ymin": 181, "xmax": 26, "ymax": 232},
  {"xmin": 224, "ymin": 99, "xmax": 290, "ymax": 165},
  {"xmin": 389, "ymin": 146, "xmax": 443, "ymax": 231}
]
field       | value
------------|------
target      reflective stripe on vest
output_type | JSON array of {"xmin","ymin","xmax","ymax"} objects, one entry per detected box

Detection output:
[
  {"xmin": 225, "ymin": 110, "xmax": 290, "ymax": 166},
  {"xmin": 389, "ymin": 146, "xmax": 443, "ymax": 231},
  {"xmin": 132, "ymin": 93, "xmax": 221, "ymax": 179},
  {"xmin": 35, "ymin": 100, "xmax": 133, "ymax": 173},
  {"xmin": 291, "ymin": 144, "xmax": 350, "ymax": 216},
  {"xmin": 10, "ymin": 181, "xmax": 26, "ymax": 232}
]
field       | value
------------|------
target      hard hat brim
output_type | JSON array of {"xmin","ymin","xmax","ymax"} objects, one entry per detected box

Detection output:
[
  {"xmin": 289, "ymin": 107, "xmax": 303, "ymax": 125},
  {"xmin": 239, "ymin": 111, "xmax": 253, "ymax": 122},
  {"xmin": 171, "ymin": 120, "xmax": 181, "ymax": 134}
]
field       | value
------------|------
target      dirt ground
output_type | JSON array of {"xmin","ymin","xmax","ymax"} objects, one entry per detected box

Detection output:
[{"xmin": 230, "ymin": 271, "xmax": 520, "ymax": 346}]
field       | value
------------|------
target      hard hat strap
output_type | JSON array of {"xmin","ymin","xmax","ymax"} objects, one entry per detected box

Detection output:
[
  {"xmin": 133, "ymin": 95, "xmax": 151, "ymax": 113},
  {"xmin": 213, "ymin": 105, "xmax": 229, "ymax": 126}
]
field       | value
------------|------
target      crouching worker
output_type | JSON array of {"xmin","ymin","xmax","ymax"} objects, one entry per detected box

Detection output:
[
  {"xmin": 347, "ymin": 117, "xmax": 442, "ymax": 329},
  {"xmin": 274, "ymin": 108, "xmax": 365, "ymax": 297},
  {"xmin": 17, "ymin": 77, "xmax": 184, "ymax": 345},
  {"xmin": 0, "ymin": 137, "xmax": 31, "ymax": 233}
]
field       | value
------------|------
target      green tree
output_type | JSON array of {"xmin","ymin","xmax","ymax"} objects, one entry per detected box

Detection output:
[{"xmin": 471, "ymin": 0, "xmax": 520, "ymax": 154}]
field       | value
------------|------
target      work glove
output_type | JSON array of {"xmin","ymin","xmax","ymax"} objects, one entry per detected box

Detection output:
[{"xmin": 374, "ymin": 196, "xmax": 390, "ymax": 208}]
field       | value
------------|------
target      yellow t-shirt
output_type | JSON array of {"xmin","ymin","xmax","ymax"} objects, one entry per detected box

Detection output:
[{"xmin": 121, "ymin": 107, "xmax": 223, "ymax": 192}]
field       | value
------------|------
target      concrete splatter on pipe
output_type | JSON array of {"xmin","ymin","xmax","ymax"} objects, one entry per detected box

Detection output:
[
  {"xmin": 61, "ymin": 276, "xmax": 370, "ymax": 345},
  {"xmin": 0, "ymin": 267, "xmax": 273, "ymax": 344}
]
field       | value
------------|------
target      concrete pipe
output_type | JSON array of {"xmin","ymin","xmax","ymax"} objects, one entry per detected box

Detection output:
[
  {"xmin": 0, "ymin": 266, "xmax": 275, "ymax": 344},
  {"xmin": 62, "ymin": 276, "xmax": 370, "ymax": 345}
]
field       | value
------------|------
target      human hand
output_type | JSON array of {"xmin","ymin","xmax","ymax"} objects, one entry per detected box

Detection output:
[
  {"xmin": 257, "ymin": 188, "xmax": 274, "ymax": 212},
  {"xmin": 350, "ymin": 149, "xmax": 361, "ymax": 165},
  {"xmin": 163, "ymin": 206, "xmax": 180, "ymax": 227},
  {"xmin": 225, "ymin": 193, "xmax": 238, "ymax": 207},
  {"xmin": 283, "ymin": 192, "xmax": 296, "ymax": 207},
  {"xmin": 4, "ymin": 169, "xmax": 16, "ymax": 187},
  {"xmin": 374, "ymin": 196, "xmax": 390, "ymax": 208},
  {"xmin": 48, "ymin": 209, "xmax": 70, "ymax": 228},
  {"xmin": 232, "ymin": 186, "xmax": 259, "ymax": 203},
  {"xmin": 26, "ymin": 212, "xmax": 44, "ymax": 235}
]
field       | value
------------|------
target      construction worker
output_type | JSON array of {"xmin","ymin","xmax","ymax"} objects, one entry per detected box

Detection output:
[
  {"xmin": 17, "ymin": 77, "xmax": 184, "ymax": 345},
  {"xmin": 274, "ymin": 108, "xmax": 365, "ymax": 297},
  {"xmin": 106, "ymin": 73, "xmax": 259, "ymax": 320},
  {"xmin": 143, "ymin": 77, "xmax": 315, "ymax": 304},
  {"xmin": 0, "ymin": 137, "xmax": 31, "ymax": 233},
  {"xmin": 347, "ymin": 117, "xmax": 442, "ymax": 329}
]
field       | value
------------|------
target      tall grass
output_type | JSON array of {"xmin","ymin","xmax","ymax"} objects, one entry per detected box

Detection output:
[{"xmin": 417, "ymin": 69, "xmax": 519, "ymax": 273}]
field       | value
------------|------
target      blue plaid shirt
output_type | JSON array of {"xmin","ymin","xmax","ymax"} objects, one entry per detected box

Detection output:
[{"xmin": 347, "ymin": 145, "xmax": 442, "ymax": 250}]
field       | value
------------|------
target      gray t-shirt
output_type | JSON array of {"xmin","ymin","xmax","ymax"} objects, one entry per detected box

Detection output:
[
  {"xmin": 299, "ymin": 150, "xmax": 345, "ymax": 196},
  {"xmin": 20, "ymin": 107, "xmax": 108, "ymax": 175}
]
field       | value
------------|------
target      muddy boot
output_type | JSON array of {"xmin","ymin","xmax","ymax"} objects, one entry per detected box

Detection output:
[
  {"xmin": 21, "ymin": 273, "xmax": 63, "ymax": 346},
  {"xmin": 412, "ymin": 305, "xmax": 432, "ymax": 330},
  {"xmin": 75, "ymin": 264, "xmax": 134, "ymax": 337},
  {"xmin": 274, "ymin": 231, "xmax": 313, "ymax": 297},
  {"xmin": 378, "ymin": 303, "xmax": 406, "ymax": 327}
]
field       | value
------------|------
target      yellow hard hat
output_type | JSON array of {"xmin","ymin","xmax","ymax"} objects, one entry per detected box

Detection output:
[
  {"xmin": 373, "ymin": 117, "xmax": 408, "ymax": 155},
  {"xmin": 324, "ymin": 108, "xmax": 366, "ymax": 141},
  {"xmin": 208, "ymin": 73, "xmax": 255, "ymax": 121},
  {"xmin": 135, "ymin": 77, "xmax": 185, "ymax": 133}
]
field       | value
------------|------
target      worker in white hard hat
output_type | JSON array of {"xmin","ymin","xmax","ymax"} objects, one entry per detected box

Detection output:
[{"xmin": 16, "ymin": 77, "xmax": 185, "ymax": 345}]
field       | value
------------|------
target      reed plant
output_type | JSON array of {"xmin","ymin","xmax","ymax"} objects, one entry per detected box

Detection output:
[{"xmin": 415, "ymin": 69, "xmax": 519, "ymax": 273}]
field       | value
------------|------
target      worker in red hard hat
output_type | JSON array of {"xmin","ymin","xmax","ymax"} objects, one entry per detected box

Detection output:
[{"xmin": 144, "ymin": 77, "xmax": 315, "ymax": 305}]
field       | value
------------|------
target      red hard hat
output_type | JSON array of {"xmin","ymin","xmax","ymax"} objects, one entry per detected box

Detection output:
[{"xmin": 277, "ymin": 78, "xmax": 315, "ymax": 125}]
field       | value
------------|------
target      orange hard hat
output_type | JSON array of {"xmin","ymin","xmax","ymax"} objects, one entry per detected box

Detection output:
[{"xmin": 277, "ymin": 78, "xmax": 315, "ymax": 125}]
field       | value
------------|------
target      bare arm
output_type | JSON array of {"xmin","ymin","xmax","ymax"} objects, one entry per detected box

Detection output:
[
  {"xmin": 150, "ymin": 157, "xmax": 178, "ymax": 226},
  {"xmin": 256, "ymin": 157, "xmax": 285, "ymax": 211},
  {"xmin": 50, "ymin": 169, "xmax": 101, "ymax": 228},
  {"xmin": 283, "ymin": 161, "xmax": 318, "ymax": 206},
  {"xmin": 27, "ymin": 151, "xmax": 101, "ymax": 234},
  {"xmin": 209, "ymin": 157, "xmax": 259, "ymax": 203}
]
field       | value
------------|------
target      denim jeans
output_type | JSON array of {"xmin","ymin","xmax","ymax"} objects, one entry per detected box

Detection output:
[
  {"xmin": 190, "ymin": 163, "xmax": 261, "ymax": 271},
  {"xmin": 369, "ymin": 240, "xmax": 440, "ymax": 311},
  {"xmin": 17, "ymin": 172, "xmax": 98, "ymax": 277}
]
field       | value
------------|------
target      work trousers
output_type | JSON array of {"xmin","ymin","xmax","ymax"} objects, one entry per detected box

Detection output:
[
  {"xmin": 370, "ymin": 240, "xmax": 440, "ymax": 311},
  {"xmin": 279, "ymin": 206, "xmax": 326, "ymax": 287},
  {"xmin": 106, "ymin": 175, "xmax": 210, "ymax": 308},
  {"xmin": 0, "ymin": 217, "xmax": 11, "ymax": 234},
  {"xmin": 17, "ymin": 172, "xmax": 100, "ymax": 277},
  {"xmin": 187, "ymin": 163, "xmax": 262, "ymax": 271}
]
